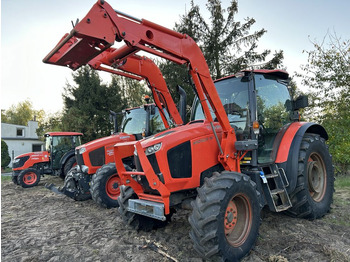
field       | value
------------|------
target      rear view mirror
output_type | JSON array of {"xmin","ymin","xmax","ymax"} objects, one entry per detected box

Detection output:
[{"xmin": 293, "ymin": 95, "xmax": 308, "ymax": 110}]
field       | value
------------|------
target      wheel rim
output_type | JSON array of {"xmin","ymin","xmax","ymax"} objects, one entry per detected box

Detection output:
[
  {"xmin": 307, "ymin": 152, "xmax": 327, "ymax": 202},
  {"xmin": 23, "ymin": 172, "xmax": 37, "ymax": 185},
  {"xmin": 224, "ymin": 194, "xmax": 252, "ymax": 247},
  {"xmin": 105, "ymin": 174, "xmax": 121, "ymax": 200},
  {"xmin": 65, "ymin": 175, "xmax": 76, "ymax": 190}
]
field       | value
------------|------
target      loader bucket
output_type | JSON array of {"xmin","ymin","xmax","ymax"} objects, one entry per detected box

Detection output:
[
  {"xmin": 43, "ymin": 31, "xmax": 111, "ymax": 70},
  {"xmin": 43, "ymin": 2, "xmax": 117, "ymax": 70}
]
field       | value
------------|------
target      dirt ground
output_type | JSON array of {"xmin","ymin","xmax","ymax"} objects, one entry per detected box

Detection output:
[{"xmin": 2, "ymin": 175, "xmax": 350, "ymax": 262}]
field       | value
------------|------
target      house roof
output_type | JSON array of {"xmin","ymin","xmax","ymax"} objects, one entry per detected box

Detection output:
[{"xmin": 44, "ymin": 132, "xmax": 83, "ymax": 137}]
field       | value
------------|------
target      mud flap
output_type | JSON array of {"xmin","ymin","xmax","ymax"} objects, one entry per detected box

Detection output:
[{"xmin": 45, "ymin": 183, "xmax": 75, "ymax": 199}]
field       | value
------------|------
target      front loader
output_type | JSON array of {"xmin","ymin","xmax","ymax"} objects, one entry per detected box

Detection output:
[
  {"xmin": 44, "ymin": 1, "xmax": 334, "ymax": 261},
  {"xmin": 45, "ymin": 51, "xmax": 186, "ymax": 207}
]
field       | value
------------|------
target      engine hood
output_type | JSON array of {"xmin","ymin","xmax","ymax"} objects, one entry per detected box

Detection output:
[
  {"xmin": 140, "ymin": 120, "xmax": 222, "ymax": 148},
  {"xmin": 15, "ymin": 151, "xmax": 49, "ymax": 159},
  {"xmin": 76, "ymin": 133, "xmax": 136, "ymax": 152}
]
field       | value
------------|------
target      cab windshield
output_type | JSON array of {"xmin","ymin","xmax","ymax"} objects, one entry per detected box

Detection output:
[
  {"xmin": 193, "ymin": 76, "xmax": 250, "ymax": 140},
  {"xmin": 121, "ymin": 107, "xmax": 167, "ymax": 135},
  {"xmin": 45, "ymin": 136, "xmax": 52, "ymax": 152},
  {"xmin": 121, "ymin": 107, "xmax": 147, "ymax": 134}
]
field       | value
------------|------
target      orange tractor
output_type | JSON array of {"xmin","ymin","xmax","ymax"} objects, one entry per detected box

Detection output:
[
  {"xmin": 12, "ymin": 132, "xmax": 82, "ymax": 188},
  {"xmin": 44, "ymin": 1, "xmax": 334, "ymax": 260},
  {"xmin": 45, "ymin": 52, "xmax": 186, "ymax": 207}
]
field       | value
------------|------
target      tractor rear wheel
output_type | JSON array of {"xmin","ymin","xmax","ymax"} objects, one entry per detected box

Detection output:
[
  {"xmin": 62, "ymin": 157, "xmax": 77, "ymax": 179},
  {"xmin": 91, "ymin": 163, "xmax": 122, "ymax": 208},
  {"xmin": 287, "ymin": 133, "xmax": 334, "ymax": 219},
  {"xmin": 117, "ymin": 185, "xmax": 171, "ymax": 231},
  {"xmin": 17, "ymin": 168, "xmax": 41, "ymax": 188},
  {"xmin": 189, "ymin": 172, "xmax": 261, "ymax": 261}
]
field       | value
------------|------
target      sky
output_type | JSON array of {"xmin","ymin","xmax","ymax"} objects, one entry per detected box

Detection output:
[{"xmin": 1, "ymin": 0, "xmax": 349, "ymax": 114}]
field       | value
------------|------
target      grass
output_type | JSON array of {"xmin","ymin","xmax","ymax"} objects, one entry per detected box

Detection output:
[
  {"xmin": 334, "ymin": 175, "xmax": 350, "ymax": 189},
  {"xmin": 1, "ymin": 167, "xmax": 12, "ymax": 173},
  {"xmin": 1, "ymin": 175, "xmax": 12, "ymax": 181},
  {"xmin": 1, "ymin": 167, "xmax": 12, "ymax": 182},
  {"xmin": 322, "ymin": 175, "xmax": 350, "ymax": 227}
]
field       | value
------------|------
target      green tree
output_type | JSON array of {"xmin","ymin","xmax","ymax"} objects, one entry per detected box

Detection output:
[
  {"xmin": 175, "ymin": 0, "xmax": 284, "ymax": 79},
  {"xmin": 36, "ymin": 112, "xmax": 63, "ymax": 138},
  {"xmin": 300, "ymin": 33, "xmax": 350, "ymax": 174},
  {"xmin": 61, "ymin": 66, "xmax": 127, "ymax": 143},
  {"xmin": 115, "ymin": 75, "xmax": 150, "ymax": 108},
  {"xmin": 160, "ymin": 0, "xmax": 284, "ymax": 114},
  {"xmin": 1, "ymin": 140, "xmax": 11, "ymax": 168},
  {"xmin": 1, "ymin": 100, "xmax": 43, "ymax": 126}
]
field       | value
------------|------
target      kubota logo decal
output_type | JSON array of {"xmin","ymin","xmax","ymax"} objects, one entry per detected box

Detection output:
[
  {"xmin": 193, "ymin": 136, "xmax": 213, "ymax": 145},
  {"xmin": 107, "ymin": 149, "xmax": 114, "ymax": 156}
]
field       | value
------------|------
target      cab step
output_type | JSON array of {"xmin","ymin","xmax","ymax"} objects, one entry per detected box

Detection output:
[{"xmin": 260, "ymin": 164, "xmax": 292, "ymax": 212}]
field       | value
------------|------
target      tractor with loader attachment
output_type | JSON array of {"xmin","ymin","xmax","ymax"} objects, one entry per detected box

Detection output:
[
  {"xmin": 12, "ymin": 132, "xmax": 82, "ymax": 188},
  {"xmin": 44, "ymin": 51, "xmax": 186, "ymax": 207},
  {"xmin": 43, "ymin": 1, "xmax": 334, "ymax": 261}
]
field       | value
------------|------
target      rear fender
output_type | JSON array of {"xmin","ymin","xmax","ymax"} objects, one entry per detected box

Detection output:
[
  {"xmin": 275, "ymin": 122, "xmax": 328, "ymax": 194},
  {"xmin": 59, "ymin": 150, "xmax": 75, "ymax": 170}
]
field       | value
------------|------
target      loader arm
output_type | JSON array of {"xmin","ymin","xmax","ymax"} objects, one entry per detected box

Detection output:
[
  {"xmin": 88, "ymin": 50, "xmax": 183, "ymax": 127},
  {"xmin": 43, "ymin": 0, "xmax": 239, "ymax": 171}
]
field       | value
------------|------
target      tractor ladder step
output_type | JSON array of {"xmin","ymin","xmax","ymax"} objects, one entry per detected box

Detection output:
[{"xmin": 260, "ymin": 164, "xmax": 292, "ymax": 212}]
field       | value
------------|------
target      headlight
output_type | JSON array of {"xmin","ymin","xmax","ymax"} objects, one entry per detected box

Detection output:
[
  {"xmin": 145, "ymin": 143, "xmax": 162, "ymax": 156},
  {"xmin": 78, "ymin": 147, "xmax": 86, "ymax": 154},
  {"xmin": 13, "ymin": 158, "xmax": 20, "ymax": 163}
]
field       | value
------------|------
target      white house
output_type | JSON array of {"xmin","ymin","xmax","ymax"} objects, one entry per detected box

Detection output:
[{"xmin": 1, "ymin": 121, "xmax": 44, "ymax": 167}]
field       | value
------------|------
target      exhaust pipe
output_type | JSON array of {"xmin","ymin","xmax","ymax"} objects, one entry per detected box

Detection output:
[
  {"xmin": 176, "ymin": 85, "xmax": 187, "ymax": 124},
  {"xmin": 109, "ymin": 110, "xmax": 118, "ymax": 134}
]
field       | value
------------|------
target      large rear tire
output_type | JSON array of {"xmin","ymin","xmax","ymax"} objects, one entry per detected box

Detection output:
[
  {"xmin": 91, "ymin": 163, "xmax": 124, "ymax": 208},
  {"xmin": 62, "ymin": 156, "xmax": 77, "ymax": 179},
  {"xmin": 287, "ymin": 133, "xmax": 334, "ymax": 219},
  {"xmin": 118, "ymin": 185, "xmax": 171, "ymax": 231},
  {"xmin": 189, "ymin": 172, "xmax": 261, "ymax": 261},
  {"xmin": 17, "ymin": 168, "xmax": 41, "ymax": 188}
]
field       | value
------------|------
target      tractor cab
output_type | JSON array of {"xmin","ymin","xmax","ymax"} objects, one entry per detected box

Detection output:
[
  {"xmin": 44, "ymin": 132, "xmax": 82, "ymax": 170},
  {"xmin": 192, "ymin": 70, "xmax": 308, "ymax": 165}
]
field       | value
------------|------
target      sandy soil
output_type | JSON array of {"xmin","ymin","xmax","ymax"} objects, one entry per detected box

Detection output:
[{"xmin": 2, "ymin": 175, "xmax": 350, "ymax": 262}]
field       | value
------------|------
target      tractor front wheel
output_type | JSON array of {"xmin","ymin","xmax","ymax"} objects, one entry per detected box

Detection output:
[
  {"xmin": 91, "ymin": 163, "xmax": 122, "ymax": 208},
  {"xmin": 189, "ymin": 172, "xmax": 261, "ymax": 261},
  {"xmin": 17, "ymin": 168, "xmax": 41, "ymax": 188},
  {"xmin": 287, "ymin": 133, "xmax": 334, "ymax": 219},
  {"xmin": 63, "ymin": 166, "xmax": 91, "ymax": 201}
]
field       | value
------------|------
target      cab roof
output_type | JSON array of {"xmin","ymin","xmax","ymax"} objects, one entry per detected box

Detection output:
[
  {"xmin": 44, "ymin": 132, "xmax": 83, "ymax": 137},
  {"xmin": 215, "ymin": 69, "xmax": 289, "ymax": 82}
]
